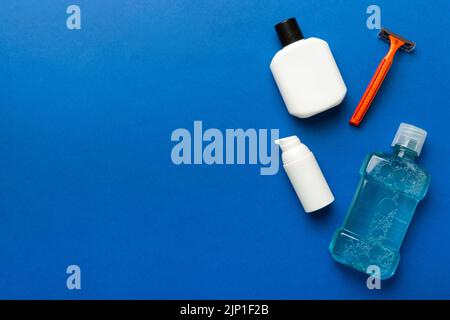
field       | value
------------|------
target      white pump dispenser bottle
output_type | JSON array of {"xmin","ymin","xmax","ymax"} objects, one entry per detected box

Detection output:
[{"xmin": 276, "ymin": 136, "xmax": 334, "ymax": 213}]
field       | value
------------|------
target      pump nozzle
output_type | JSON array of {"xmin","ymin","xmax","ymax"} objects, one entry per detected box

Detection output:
[{"xmin": 274, "ymin": 136, "xmax": 301, "ymax": 152}]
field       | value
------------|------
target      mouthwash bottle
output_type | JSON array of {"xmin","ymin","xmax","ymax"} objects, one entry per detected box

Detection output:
[{"xmin": 329, "ymin": 123, "xmax": 430, "ymax": 279}]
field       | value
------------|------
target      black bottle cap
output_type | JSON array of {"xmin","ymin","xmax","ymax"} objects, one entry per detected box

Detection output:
[{"xmin": 275, "ymin": 17, "xmax": 304, "ymax": 48}]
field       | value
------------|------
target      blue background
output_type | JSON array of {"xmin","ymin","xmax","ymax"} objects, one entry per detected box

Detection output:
[{"xmin": 0, "ymin": 0, "xmax": 449, "ymax": 299}]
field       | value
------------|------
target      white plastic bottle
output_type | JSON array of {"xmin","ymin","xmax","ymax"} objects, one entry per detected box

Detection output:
[
  {"xmin": 276, "ymin": 136, "xmax": 334, "ymax": 213},
  {"xmin": 270, "ymin": 18, "xmax": 347, "ymax": 118}
]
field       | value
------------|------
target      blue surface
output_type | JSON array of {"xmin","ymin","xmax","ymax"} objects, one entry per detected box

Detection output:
[{"xmin": 0, "ymin": 0, "xmax": 449, "ymax": 299}]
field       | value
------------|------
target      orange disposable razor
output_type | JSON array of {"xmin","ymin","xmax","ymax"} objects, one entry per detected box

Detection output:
[{"xmin": 350, "ymin": 28, "xmax": 416, "ymax": 126}]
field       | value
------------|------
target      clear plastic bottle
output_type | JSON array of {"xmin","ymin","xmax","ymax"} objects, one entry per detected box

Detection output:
[{"xmin": 329, "ymin": 123, "xmax": 430, "ymax": 279}]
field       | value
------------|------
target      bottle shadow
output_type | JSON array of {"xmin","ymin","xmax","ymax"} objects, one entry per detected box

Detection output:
[
  {"xmin": 269, "ymin": 73, "xmax": 349, "ymax": 129},
  {"xmin": 302, "ymin": 100, "xmax": 346, "ymax": 125},
  {"xmin": 287, "ymin": 99, "xmax": 347, "ymax": 131},
  {"xmin": 308, "ymin": 203, "xmax": 334, "ymax": 220}
]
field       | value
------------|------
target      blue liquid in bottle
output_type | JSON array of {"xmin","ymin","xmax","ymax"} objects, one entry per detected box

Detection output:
[{"xmin": 329, "ymin": 123, "xmax": 430, "ymax": 279}]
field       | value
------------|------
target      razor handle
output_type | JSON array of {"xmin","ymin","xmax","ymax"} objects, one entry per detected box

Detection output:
[{"xmin": 350, "ymin": 36, "xmax": 405, "ymax": 126}]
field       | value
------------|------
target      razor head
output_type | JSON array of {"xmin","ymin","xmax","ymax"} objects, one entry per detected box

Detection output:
[{"xmin": 378, "ymin": 28, "xmax": 416, "ymax": 52}]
